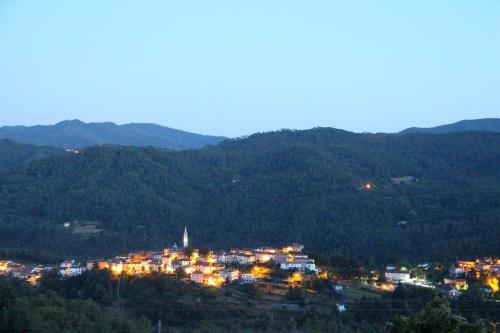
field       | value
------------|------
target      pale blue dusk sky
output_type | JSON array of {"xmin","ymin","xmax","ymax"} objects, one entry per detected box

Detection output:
[{"xmin": 0, "ymin": 1, "xmax": 499, "ymax": 137}]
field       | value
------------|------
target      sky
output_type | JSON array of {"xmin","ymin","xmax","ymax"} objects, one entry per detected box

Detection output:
[{"xmin": 0, "ymin": 1, "xmax": 499, "ymax": 137}]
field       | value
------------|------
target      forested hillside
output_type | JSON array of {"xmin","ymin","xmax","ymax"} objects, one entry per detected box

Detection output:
[
  {"xmin": 0, "ymin": 139, "xmax": 61, "ymax": 171},
  {"xmin": 0, "ymin": 128, "xmax": 499, "ymax": 265}
]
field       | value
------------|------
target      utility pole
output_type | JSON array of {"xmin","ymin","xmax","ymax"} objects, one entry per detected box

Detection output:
[
  {"xmin": 156, "ymin": 320, "xmax": 162, "ymax": 333},
  {"xmin": 490, "ymin": 321, "xmax": 498, "ymax": 333},
  {"xmin": 116, "ymin": 278, "xmax": 120, "ymax": 305}
]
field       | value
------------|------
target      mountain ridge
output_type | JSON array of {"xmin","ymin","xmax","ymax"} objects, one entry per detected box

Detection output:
[
  {"xmin": 0, "ymin": 120, "xmax": 227, "ymax": 150},
  {"xmin": 400, "ymin": 118, "xmax": 500, "ymax": 134}
]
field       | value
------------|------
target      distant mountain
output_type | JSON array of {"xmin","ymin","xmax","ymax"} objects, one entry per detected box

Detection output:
[
  {"xmin": 0, "ymin": 139, "xmax": 61, "ymax": 170},
  {"xmin": 400, "ymin": 118, "xmax": 500, "ymax": 134},
  {"xmin": 0, "ymin": 120, "xmax": 227, "ymax": 150}
]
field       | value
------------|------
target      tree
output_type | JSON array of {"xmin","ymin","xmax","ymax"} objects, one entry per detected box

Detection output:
[
  {"xmin": 198, "ymin": 247, "xmax": 210, "ymax": 258},
  {"xmin": 390, "ymin": 297, "xmax": 484, "ymax": 333},
  {"xmin": 287, "ymin": 287, "xmax": 306, "ymax": 307}
]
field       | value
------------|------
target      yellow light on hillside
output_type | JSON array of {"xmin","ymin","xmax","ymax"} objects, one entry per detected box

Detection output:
[
  {"xmin": 251, "ymin": 266, "xmax": 271, "ymax": 279},
  {"xmin": 362, "ymin": 182, "xmax": 373, "ymax": 191},
  {"xmin": 260, "ymin": 254, "xmax": 271, "ymax": 263},
  {"xmin": 287, "ymin": 272, "xmax": 303, "ymax": 284},
  {"xmin": 487, "ymin": 277, "xmax": 499, "ymax": 293},
  {"xmin": 205, "ymin": 275, "xmax": 224, "ymax": 288},
  {"xmin": 26, "ymin": 274, "xmax": 40, "ymax": 285},
  {"xmin": 111, "ymin": 263, "xmax": 123, "ymax": 276}
]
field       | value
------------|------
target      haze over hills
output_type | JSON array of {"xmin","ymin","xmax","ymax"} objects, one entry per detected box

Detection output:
[
  {"xmin": 400, "ymin": 118, "xmax": 500, "ymax": 134},
  {"xmin": 1, "ymin": 118, "xmax": 499, "ymax": 153},
  {"xmin": 0, "ymin": 120, "xmax": 227, "ymax": 150},
  {"xmin": 0, "ymin": 128, "xmax": 499, "ymax": 264}
]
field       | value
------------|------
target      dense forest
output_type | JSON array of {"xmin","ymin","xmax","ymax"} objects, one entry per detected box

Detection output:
[
  {"xmin": 0, "ymin": 128, "xmax": 499, "ymax": 265},
  {"xmin": 1, "ymin": 270, "xmax": 495, "ymax": 332},
  {"xmin": 0, "ymin": 139, "xmax": 61, "ymax": 171}
]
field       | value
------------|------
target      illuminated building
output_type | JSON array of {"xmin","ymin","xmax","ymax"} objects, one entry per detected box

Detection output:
[
  {"xmin": 487, "ymin": 276, "xmax": 499, "ymax": 293},
  {"xmin": 385, "ymin": 266, "xmax": 410, "ymax": 282},
  {"xmin": 206, "ymin": 274, "xmax": 225, "ymax": 287},
  {"xmin": 251, "ymin": 266, "xmax": 271, "ymax": 279},
  {"xmin": 0, "ymin": 261, "xmax": 11, "ymax": 274},
  {"xmin": 110, "ymin": 261, "xmax": 124, "ymax": 275},
  {"xmin": 240, "ymin": 273, "xmax": 256, "ymax": 283},
  {"xmin": 279, "ymin": 255, "xmax": 317, "ymax": 272},
  {"xmin": 183, "ymin": 226, "xmax": 189, "ymax": 248},
  {"xmin": 286, "ymin": 272, "xmax": 303, "ymax": 285},
  {"xmin": 59, "ymin": 260, "xmax": 84, "ymax": 277},
  {"xmin": 191, "ymin": 270, "xmax": 224, "ymax": 287},
  {"xmin": 220, "ymin": 269, "xmax": 239, "ymax": 283}
]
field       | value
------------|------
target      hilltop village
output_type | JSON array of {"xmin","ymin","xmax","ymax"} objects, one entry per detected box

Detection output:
[
  {"xmin": 1, "ymin": 228, "xmax": 318, "ymax": 288},
  {"xmin": 1, "ymin": 227, "xmax": 499, "ymax": 303},
  {"xmin": 85, "ymin": 227, "xmax": 318, "ymax": 288}
]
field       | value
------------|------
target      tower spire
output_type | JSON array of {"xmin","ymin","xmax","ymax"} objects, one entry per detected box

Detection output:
[{"xmin": 183, "ymin": 226, "xmax": 188, "ymax": 248}]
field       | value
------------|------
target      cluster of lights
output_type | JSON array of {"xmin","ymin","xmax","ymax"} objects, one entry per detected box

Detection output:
[
  {"xmin": 487, "ymin": 277, "xmax": 499, "ymax": 293},
  {"xmin": 251, "ymin": 266, "xmax": 272, "ymax": 279},
  {"xmin": 286, "ymin": 272, "xmax": 303, "ymax": 285},
  {"xmin": 0, "ymin": 261, "xmax": 8, "ymax": 273}
]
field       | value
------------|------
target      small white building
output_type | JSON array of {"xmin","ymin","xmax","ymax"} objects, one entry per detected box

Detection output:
[
  {"xmin": 180, "ymin": 259, "xmax": 191, "ymax": 267},
  {"xmin": 236, "ymin": 254, "xmax": 255, "ymax": 265},
  {"xmin": 336, "ymin": 303, "xmax": 346, "ymax": 313},
  {"xmin": 279, "ymin": 255, "xmax": 318, "ymax": 272},
  {"xmin": 215, "ymin": 253, "xmax": 238, "ymax": 265},
  {"xmin": 448, "ymin": 289, "xmax": 463, "ymax": 298},
  {"xmin": 385, "ymin": 269, "xmax": 410, "ymax": 282},
  {"xmin": 240, "ymin": 273, "xmax": 256, "ymax": 284},
  {"xmin": 152, "ymin": 252, "xmax": 163, "ymax": 262},
  {"xmin": 220, "ymin": 269, "xmax": 240, "ymax": 283},
  {"xmin": 30, "ymin": 265, "xmax": 55, "ymax": 274},
  {"xmin": 59, "ymin": 260, "xmax": 84, "ymax": 277},
  {"xmin": 191, "ymin": 270, "xmax": 204, "ymax": 284},
  {"xmin": 283, "ymin": 243, "xmax": 304, "ymax": 253},
  {"xmin": 450, "ymin": 267, "xmax": 465, "ymax": 277}
]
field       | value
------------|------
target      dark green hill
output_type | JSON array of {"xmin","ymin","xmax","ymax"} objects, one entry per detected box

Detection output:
[
  {"xmin": 0, "ymin": 120, "xmax": 226, "ymax": 150},
  {"xmin": 0, "ymin": 128, "xmax": 499, "ymax": 264},
  {"xmin": 400, "ymin": 118, "xmax": 500, "ymax": 134},
  {"xmin": 0, "ymin": 139, "xmax": 61, "ymax": 171}
]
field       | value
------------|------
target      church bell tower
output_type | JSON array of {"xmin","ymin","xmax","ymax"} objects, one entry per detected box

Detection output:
[{"xmin": 183, "ymin": 226, "xmax": 188, "ymax": 248}]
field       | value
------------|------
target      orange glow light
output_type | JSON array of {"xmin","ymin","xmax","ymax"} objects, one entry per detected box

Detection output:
[
  {"xmin": 487, "ymin": 277, "xmax": 499, "ymax": 293},
  {"xmin": 287, "ymin": 272, "xmax": 303, "ymax": 285},
  {"xmin": 251, "ymin": 266, "xmax": 271, "ymax": 279}
]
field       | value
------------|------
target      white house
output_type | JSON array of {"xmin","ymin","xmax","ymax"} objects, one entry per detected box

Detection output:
[
  {"xmin": 59, "ymin": 260, "xmax": 84, "ymax": 277},
  {"xmin": 240, "ymin": 273, "xmax": 256, "ymax": 283},
  {"xmin": 220, "ymin": 269, "xmax": 240, "ymax": 283},
  {"xmin": 336, "ymin": 304, "xmax": 346, "ymax": 313},
  {"xmin": 215, "ymin": 253, "xmax": 238, "ymax": 265},
  {"xmin": 448, "ymin": 289, "xmax": 463, "ymax": 298},
  {"xmin": 191, "ymin": 270, "xmax": 204, "ymax": 284},
  {"xmin": 385, "ymin": 269, "xmax": 410, "ymax": 282},
  {"xmin": 236, "ymin": 254, "xmax": 255, "ymax": 265},
  {"xmin": 279, "ymin": 255, "xmax": 318, "ymax": 272}
]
